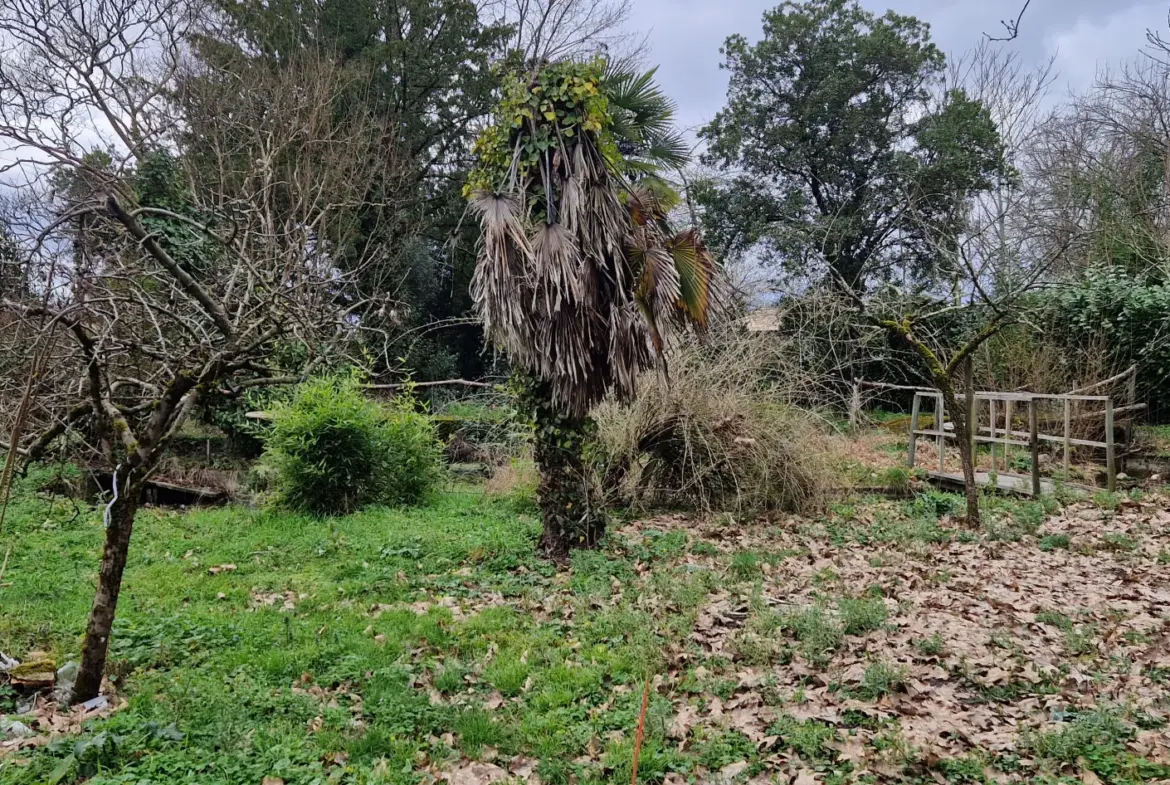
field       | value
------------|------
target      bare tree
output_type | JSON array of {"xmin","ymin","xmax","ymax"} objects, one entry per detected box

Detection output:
[
  {"xmin": 1020, "ymin": 55, "xmax": 1170, "ymax": 283},
  {"xmin": 479, "ymin": 0, "xmax": 641, "ymax": 63},
  {"xmin": 984, "ymin": 0, "xmax": 1032, "ymax": 42},
  {"xmin": 838, "ymin": 43, "xmax": 1067, "ymax": 525},
  {"xmin": 0, "ymin": 0, "xmax": 408, "ymax": 702}
]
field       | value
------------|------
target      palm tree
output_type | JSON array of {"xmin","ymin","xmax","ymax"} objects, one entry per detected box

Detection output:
[{"xmin": 467, "ymin": 58, "xmax": 723, "ymax": 558}]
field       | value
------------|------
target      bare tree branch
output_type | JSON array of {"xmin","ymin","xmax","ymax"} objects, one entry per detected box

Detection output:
[{"xmin": 984, "ymin": 0, "xmax": 1032, "ymax": 42}]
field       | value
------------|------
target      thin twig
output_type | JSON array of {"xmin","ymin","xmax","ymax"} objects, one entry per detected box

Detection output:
[
  {"xmin": 630, "ymin": 676, "xmax": 651, "ymax": 785},
  {"xmin": 365, "ymin": 379, "xmax": 496, "ymax": 390},
  {"xmin": 0, "ymin": 545, "xmax": 11, "ymax": 584},
  {"xmin": 985, "ymin": 0, "xmax": 1032, "ymax": 42}
]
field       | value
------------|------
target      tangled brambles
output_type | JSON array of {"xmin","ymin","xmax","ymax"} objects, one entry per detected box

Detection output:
[{"xmin": 592, "ymin": 331, "xmax": 836, "ymax": 515}]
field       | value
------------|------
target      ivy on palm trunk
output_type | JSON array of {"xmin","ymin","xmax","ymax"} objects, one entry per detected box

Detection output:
[{"xmin": 467, "ymin": 59, "xmax": 723, "ymax": 558}]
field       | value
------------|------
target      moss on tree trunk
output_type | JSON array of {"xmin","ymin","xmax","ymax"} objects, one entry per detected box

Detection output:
[{"xmin": 72, "ymin": 467, "xmax": 141, "ymax": 703}]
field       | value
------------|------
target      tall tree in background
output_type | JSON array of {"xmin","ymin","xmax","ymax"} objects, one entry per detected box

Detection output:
[
  {"xmin": 467, "ymin": 59, "xmax": 720, "ymax": 558},
  {"xmin": 698, "ymin": 0, "xmax": 1008, "ymax": 291},
  {"xmin": 480, "ymin": 0, "xmax": 637, "ymax": 63},
  {"xmin": 192, "ymin": 0, "xmax": 511, "ymax": 380}
]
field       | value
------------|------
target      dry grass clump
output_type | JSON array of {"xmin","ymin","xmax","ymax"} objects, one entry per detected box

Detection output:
[
  {"xmin": 592, "ymin": 329, "xmax": 839, "ymax": 515},
  {"xmin": 484, "ymin": 457, "xmax": 539, "ymax": 511}
]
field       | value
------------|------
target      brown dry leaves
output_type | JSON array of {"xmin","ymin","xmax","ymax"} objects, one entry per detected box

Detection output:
[
  {"xmin": 0, "ymin": 693, "xmax": 125, "ymax": 754},
  {"xmin": 608, "ymin": 495, "xmax": 1170, "ymax": 781}
]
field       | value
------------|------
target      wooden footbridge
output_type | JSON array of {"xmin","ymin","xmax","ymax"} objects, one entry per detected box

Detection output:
[{"xmin": 851, "ymin": 366, "xmax": 1143, "ymax": 496}]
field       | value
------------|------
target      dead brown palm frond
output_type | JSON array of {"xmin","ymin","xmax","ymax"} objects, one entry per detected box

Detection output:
[
  {"xmin": 470, "ymin": 62, "xmax": 729, "ymax": 421},
  {"xmin": 530, "ymin": 221, "xmax": 582, "ymax": 316},
  {"xmin": 469, "ymin": 191, "xmax": 537, "ymax": 367},
  {"xmin": 633, "ymin": 243, "xmax": 682, "ymax": 354}
]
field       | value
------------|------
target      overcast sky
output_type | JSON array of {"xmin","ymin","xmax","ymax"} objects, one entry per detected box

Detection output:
[{"xmin": 629, "ymin": 0, "xmax": 1170, "ymax": 135}]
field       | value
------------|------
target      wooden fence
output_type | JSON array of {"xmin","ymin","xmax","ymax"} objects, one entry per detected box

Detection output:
[{"xmin": 850, "ymin": 366, "xmax": 1143, "ymax": 495}]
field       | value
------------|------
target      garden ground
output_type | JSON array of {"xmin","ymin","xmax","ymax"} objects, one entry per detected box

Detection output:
[{"xmin": 0, "ymin": 468, "xmax": 1169, "ymax": 785}]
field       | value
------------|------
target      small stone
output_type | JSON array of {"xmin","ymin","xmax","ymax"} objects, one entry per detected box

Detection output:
[
  {"xmin": 2, "ymin": 720, "xmax": 34, "ymax": 738},
  {"xmin": 1116, "ymin": 472, "xmax": 1129, "ymax": 481},
  {"xmin": 79, "ymin": 695, "xmax": 109, "ymax": 712},
  {"xmin": 56, "ymin": 661, "xmax": 79, "ymax": 683},
  {"xmin": 216, "ymin": 592, "xmax": 227, "ymax": 600}
]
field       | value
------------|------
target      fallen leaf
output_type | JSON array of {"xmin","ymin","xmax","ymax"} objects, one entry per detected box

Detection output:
[
  {"xmin": 441, "ymin": 761, "xmax": 509, "ymax": 785},
  {"xmin": 670, "ymin": 702, "xmax": 700, "ymax": 739},
  {"xmin": 719, "ymin": 761, "xmax": 749, "ymax": 781}
]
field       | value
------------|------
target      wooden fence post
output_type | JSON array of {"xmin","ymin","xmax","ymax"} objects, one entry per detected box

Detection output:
[
  {"xmin": 1063, "ymin": 397, "xmax": 1071, "ymax": 481},
  {"xmin": 1124, "ymin": 367, "xmax": 1137, "ymax": 447},
  {"xmin": 1029, "ymin": 397, "xmax": 1040, "ymax": 497},
  {"xmin": 849, "ymin": 379, "xmax": 862, "ymax": 431},
  {"xmin": 1004, "ymin": 400, "xmax": 1013, "ymax": 469},
  {"xmin": 908, "ymin": 393, "xmax": 921, "ymax": 469},
  {"xmin": 1106, "ymin": 398, "xmax": 1116, "ymax": 493},
  {"xmin": 989, "ymin": 398, "xmax": 997, "ymax": 472}
]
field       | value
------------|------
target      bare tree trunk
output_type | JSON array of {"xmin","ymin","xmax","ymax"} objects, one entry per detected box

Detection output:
[
  {"xmin": 950, "ymin": 399, "xmax": 980, "ymax": 526},
  {"xmin": 71, "ymin": 470, "xmax": 140, "ymax": 703}
]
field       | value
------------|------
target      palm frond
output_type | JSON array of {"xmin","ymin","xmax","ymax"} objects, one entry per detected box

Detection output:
[
  {"xmin": 469, "ymin": 191, "xmax": 537, "ymax": 364},
  {"xmin": 604, "ymin": 62, "xmax": 691, "ymax": 171},
  {"xmin": 531, "ymin": 221, "xmax": 582, "ymax": 317},
  {"xmin": 667, "ymin": 228, "xmax": 721, "ymax": 329},
  {"xmin": 469, "ymin": 60, "xmax": 726, "ymax": 417}
]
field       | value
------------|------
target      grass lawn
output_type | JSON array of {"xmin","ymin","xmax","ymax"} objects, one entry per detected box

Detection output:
[{"xmin": 1, "ymin": 471, "xmax": 1169, "ymax": 784}]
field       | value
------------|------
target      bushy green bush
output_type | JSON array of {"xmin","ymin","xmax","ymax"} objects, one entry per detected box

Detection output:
[{"xmin": 261, "ymin": 375, "xmax": 442, "ymax": 515}]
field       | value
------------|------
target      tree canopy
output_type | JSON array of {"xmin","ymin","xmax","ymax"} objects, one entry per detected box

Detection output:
[{"xmin": 698, "ymin": 0, "xmax": 1010, "ymax": 291}]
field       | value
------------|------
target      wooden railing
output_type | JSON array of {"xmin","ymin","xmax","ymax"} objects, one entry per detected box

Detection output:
[{"xmin": 850, "ymin": 367, "xmax": 1143, "ymax": 495}]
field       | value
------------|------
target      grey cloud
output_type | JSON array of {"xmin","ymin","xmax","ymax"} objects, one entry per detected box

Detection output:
[{"xmin": 630, "ymin": 0, "xmax": 1169, "ymax": 133}]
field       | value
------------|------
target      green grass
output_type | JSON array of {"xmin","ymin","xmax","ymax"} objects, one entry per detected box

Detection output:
[
  {"xmin": 914, "ymin": 632, "xmax": 946, "ymax": 657},
  {"xmin": 839, "ymin": 595, "xmax": 889, "ymax": 636},
  {"xmin": 855, "ymin": 661, "xmax": 907, "ymax": 700},
  {"xmin": 1, "ymin": 468, "xmax": 1166, "ymax": 785},
  {"xmin": 0, "ymin": 471, "xmax": 717, "ymax": 785},
  {"xmin": 783, "ymin": 606, "xmax": 843, "ymax": 666},
  {"xmin": 1039, "ymin": 533, "xmax": 1071, "ymax": 551},
  {"xmin": 728, "ymin": 549, "xmax": 763, "ymax": 581},
  {"xmin": 0, "ymin": 477, "xmax": 564, "ymax": 785},
  {"xmin": 1023, "ymin": 708, "xmax": 1170, "ymax": 783}
]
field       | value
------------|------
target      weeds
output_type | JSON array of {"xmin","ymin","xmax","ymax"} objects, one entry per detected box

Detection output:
[
  {"xmin": 767, "ymin": 715, "xmax": 835, "ymax": 762},
  {"xmin": 783, "ymin": 606, "xmax": 843, "ymax": 665},
  {"xmin": 839, "ymin": 596, "xmax": 889, "ymax": 636},
  {"xmin": 729, "ymin": 550, "xmax": 763, "ymax": 581},
  {"xmin": 914, "ymin": 632, "xmax": 946, "ymax": 657},
  {"xmin": 454, "ymin": 708, "xmax": 507, "ymax": 758},
  {"xmin": 856, "ymin": 661, "xmax": 908, "ymax": 700},
  {"xmin": 1101, "ymin": 533, "xmax": 1138, "ymax": 552},
  {"xmin": 1039, "ymin": 533, "xmax": 1071, "ymax": 551}
]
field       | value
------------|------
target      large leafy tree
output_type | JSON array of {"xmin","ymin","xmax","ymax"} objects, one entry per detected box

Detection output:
[
  {"xmin": 699, "ymin": 0, "xmax": 1008, "ymax": 291},
  {"xmin": 467, "ymin": 59, "xmax": 720, "ymax": 557},
  {"xmin": 190, "ymin": 0, "xmax": 511, "ymax": 379}
]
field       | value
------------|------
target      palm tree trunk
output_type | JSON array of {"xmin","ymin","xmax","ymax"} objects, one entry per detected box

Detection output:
[
  {"xmin": 71, "ymin": 470, "xmax": 140, "ymax": 703},
  {"xmin": 530, "ymin": 388, "xmax": 604, "ymax": 560}
]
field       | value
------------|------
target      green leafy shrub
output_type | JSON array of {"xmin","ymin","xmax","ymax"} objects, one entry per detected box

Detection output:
[{"xmin": 261, "ymin": 375, "xmax": 442, "ymax": 515}]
